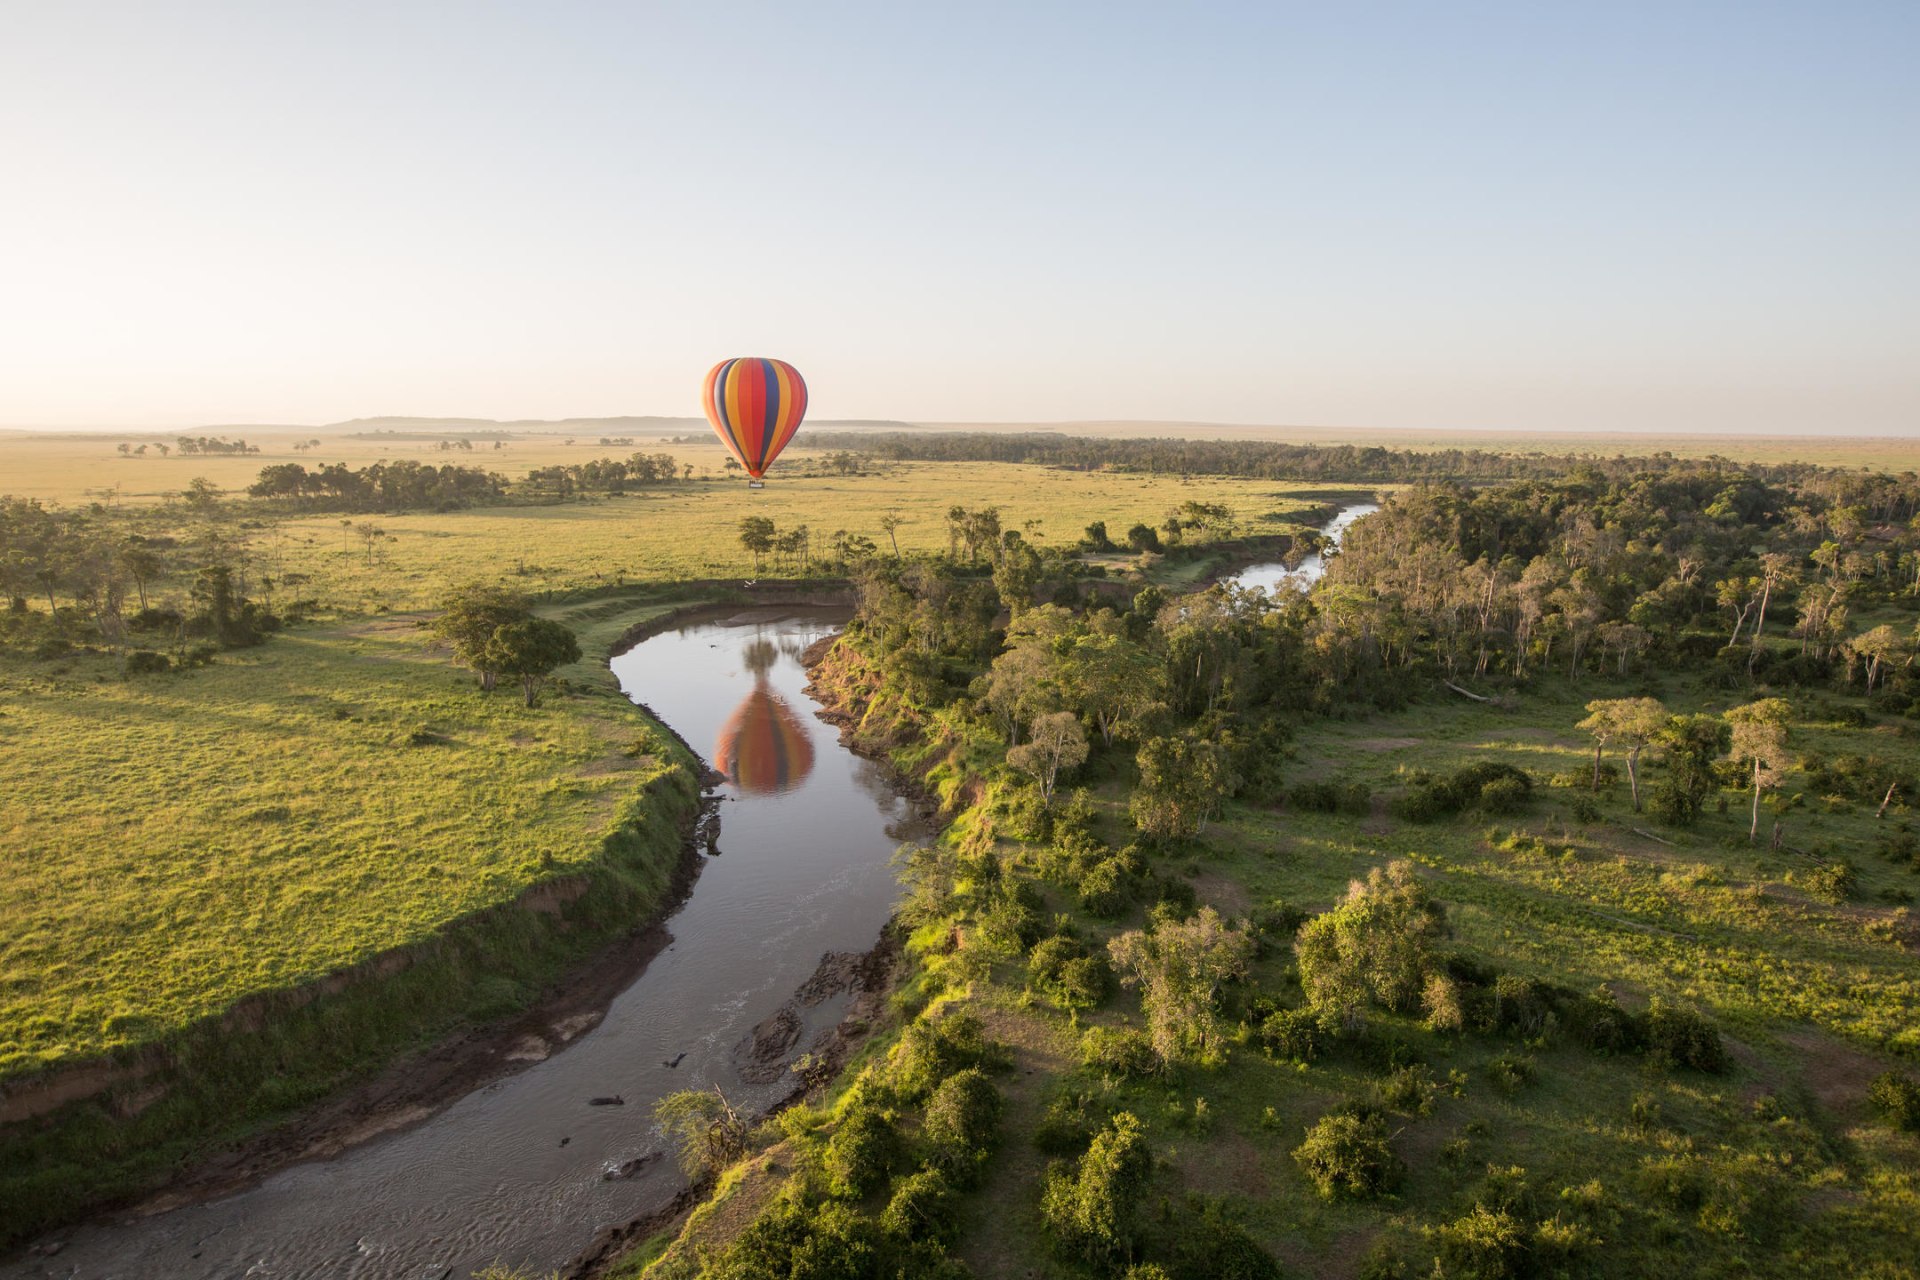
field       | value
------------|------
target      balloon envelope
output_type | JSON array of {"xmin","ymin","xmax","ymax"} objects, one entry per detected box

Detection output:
[
  {"xmin": 714, "ymin": 681, "xmax": 816, "ymax": 794},
  {"xmin": 702, "ymin": 357, "xmax": 808, "ymax": 480}
]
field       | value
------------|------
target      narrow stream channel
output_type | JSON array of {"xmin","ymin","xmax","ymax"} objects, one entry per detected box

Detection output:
[
  {"xmin": 7, "ymin": 606, "xmax": 915, "ymax": 1280},
  {"xmin": 10, "ymin": 505, "xmax": 1378, "ymax": 1280}
]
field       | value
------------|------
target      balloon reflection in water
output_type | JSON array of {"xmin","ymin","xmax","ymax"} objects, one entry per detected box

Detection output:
[{"xmin": 714, "ymin": 681, "xmax": 816, "ymax": 794}]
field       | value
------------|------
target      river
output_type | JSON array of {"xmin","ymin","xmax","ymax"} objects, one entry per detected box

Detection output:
[
  {"xmin": 1232, "ymin": 502, "xmax": 1378, "ymax": 592},
  {"xmin": 6, "ymin": 606, "xmax": 914, "ymax": 1280}
]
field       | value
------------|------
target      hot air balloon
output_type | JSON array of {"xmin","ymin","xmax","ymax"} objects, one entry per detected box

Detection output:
[
  {"xmin": 714, "ymin": 681, "xmax": 816, "ymax": 794},
  {"xmin": 702, "ymin": 358, "xmax": 808, "ymax": 488}
]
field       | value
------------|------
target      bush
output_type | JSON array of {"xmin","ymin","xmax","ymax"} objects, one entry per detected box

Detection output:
[
  {"xmin": 1081, "ymin": 1025, "xmax": 1160, "ymax": 1079},
  {"xmin": 124, "ymin": 649, "xmax": 170, "ymax": 675},
  {"xmin": 890, "ymin": 1012, "xmax": 1009, "ymax": 1099},
  {"xmin": 1868, "ymin": 1071, "xmax": 1920, "ymax": 1130},
  {"xmin": 1293, "ymin": 1109, "xmax": 1402, "ymax": 1200},
  {"xmin": 1428, "ymin": 1205, "xmax": 1529, "ymax": 1280},
  {"xmin": 1567, "ymin": 793, "xmax": 1601, "ymax": 824},
  {"xmin": 1289, "ymin": 780, "xmax": 1372, "ymax": 816},
  {"xmin": 1165, "ymin": 1196, "xmax": 1284, "ymax": 1280},
  {"xmin": 1041, "ymin": 1112, "xmax": 1152, "ymax": 1267},
  {"xmin": 1484, "ymin": 1053, "xmax": 1535, "ymax": 1094},
  {"xmin": 1476, "ymin": 776, "xmax": 1530, "ymax": 816},
  {"xmin": 708, "ymin": 1198, "xmax": 887, "ymax": 1280},
  {"xmin": 1786, "ymin": 860, "xmax": 1856, "ymax": 904},
  {"xmin": 922, "ymin": 1068, "xmax": 1001, "ymax": 1187},
  {"xmin": 1259, "ymin": 1008, "xmax": 1328, "ymax": 1062},
  {"xmin": 1641, "ymin": 1000, "xmax": 1728, "ymax": 1073},
  {"xmin": 1379, "ymin": 1064, "xmax": 1437, "ymax": 1116},
  {"xmin": 1034, "ymin": 1087, "xmax": 1103, "ymax": 1156},
  {"xmin": 1564, "ymin": 987, "xmax": 1639, "ymax": 1056},
  {"xmin": 880, "ymin": 1167, "xmax": 959, "ymax": 1244},
  {"xmin": 823, "ymin": 1104, "xmax": 899, "ymax": 1199}
]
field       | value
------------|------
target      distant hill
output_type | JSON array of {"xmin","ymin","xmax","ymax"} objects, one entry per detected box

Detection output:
[{"xmin": 327, "ymin": 416, "xmax": 918, "ymax": 438}]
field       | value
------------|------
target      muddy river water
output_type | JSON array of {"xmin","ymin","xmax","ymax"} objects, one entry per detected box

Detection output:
[
  {"xmin": 7, "ymin": 607, "xmax": 916, "ymax": 1280},
  {"xmin": 9, "ymin": 504, "xmax": 1382, "ymax": 1279}
]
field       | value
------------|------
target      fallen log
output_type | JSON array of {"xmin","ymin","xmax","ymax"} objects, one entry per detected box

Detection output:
[{"xmin": 1443, "ymin": 680, "xmax": 1492, "ymax": 703}]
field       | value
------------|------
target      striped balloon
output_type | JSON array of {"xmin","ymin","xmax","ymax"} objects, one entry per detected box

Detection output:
[
  {"xmin": 714, "ymin": 682, "xmax": 816, "ymax": 794},
  {"xmin": 702, "ymin": 357, "xmax": 808, "ymax": 481}
]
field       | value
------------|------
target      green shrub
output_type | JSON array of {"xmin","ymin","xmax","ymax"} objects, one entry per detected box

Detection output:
[
  {"xmin": 124, "ymin": 649, "xmax": 170, "ymax": 675},
  {"xmin": 1786, "ymin": 860, "xmax": 1857, "ymax": 904},
  {"xmin": 1868, "ymin": 1071, "xmax": 1920, "ymax": 1130},
  {"xmin": 1564, "ymin": 987, "xmax": 1639, "ymax": 1055},
  {"xmin": 823, "ymin": 1104, "xmax": 900, "ymax": 1199},
  {"xmin": 1476, "ymin": 776, "xmax": 1530, "ymax": 816},
  {"xmin": 1029, "ymin": 935, "xmax": 1114, "ymax": 1009},
  {"xmin": 1567, "ymin": 793, "xmax": 1601, "ymax": 824},
  {"xmin": 1379, "ymin": 1064, "xmax": 1437, "ymax": 1116},
  {"xmin": 922, "ymin": 1068, "xmax": 1001, "ymax": 1186},
  {"xmin": 1293, "ymin": 1109, "xmax": 1402, "ymax": 1200},
  {"xmin": 1484, "ymin": 1053, "xmax": 1535, "ymax": 1094},
  {"xmin": 880, "ymin": 1167, "xmax": 959, "ymax": 1244},
  {"xmin": 1259, "ymin": 1008, "xmax": 1328, "ymax": 1062},
  {"xmin": 1081, "ymin": 1025, "xmax": 1160, "ymax": 1079},
  {"xmin": 1041, "ymin": 1112, "xmax": 1153, "ymax": 1267},
  {"xmin": 1428, "ymin": 1205, "xmax": 1529, "ymax": 1280},
  {"xmin": 890, "ymin": 1012, "xmax": 1009, "ymax": 1100},
  {"xmin": 708, "ymin": 1198, "xmax": 886, "ymax": 1280},
  {"xmin": 1641, "ymin": 1000, "xmax": 1728, "ymax": 1073},
  {"xmin": 1166, "ymin": 1196, "xmax": 1284, "ymax": 1280},
  {"xmin": 1034, "ymin": 1087, "xmax": 1103, "ymax": 1156}
]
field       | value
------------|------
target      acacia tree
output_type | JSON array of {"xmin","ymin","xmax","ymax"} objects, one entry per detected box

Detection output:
[
  {"xmin": 877, "ymin": 510, "xmax": 906, "ymax": 558},
  {"xmin": 1849, "ymin": 624, "xmax": 1909, "ymax": 692},
  {"xmin": 433, "ymin": 584, "xmax": 530, "ymax": 691},
  {"xmin": 738, "ymin": 516, "xmax": 775, "ymax": 574},
  {"xmin": 1577, "ymin": 697, "xmax": 1669, "ymax": 810},
  {"xmin": 484, "ymin": 616, "xmax": 581, "ymax": 707},
  {"xmin": 1007, "ymin": 710, "xmax": 1088, "ymax": 805},
  {"xmin": 1726, "ymin": 698, "xmax": 1792, "ymax": 844},
  {"xmin": 1107, "ymin": 907, "xmax": 1254, "ymax": 1067}
]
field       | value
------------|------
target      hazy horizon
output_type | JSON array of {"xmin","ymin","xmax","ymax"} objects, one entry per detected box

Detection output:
[{"xmin": 4, "ymin": 2, "xmax": 1915, "ymax": 435}]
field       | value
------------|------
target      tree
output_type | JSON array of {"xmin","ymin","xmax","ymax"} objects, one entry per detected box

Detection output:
[
  {"xmin": 1577, "ymin": 697, "xmax": 1668, "ymax": 810},
  {"xmin": 1107, "ymin": 907, "xmax": 1254, "ymax": 1067},
  {"xmin": 1849, "ymin": 624, "xmax": 1908, "ymax": 692},
  {"xmin": 1726, "ymin": 698, "xmax": 1792, "ymax": 844},
  {"xmin": 1040, "ymin": 1112, "xmax": 1152, "ymax": 1268},
  {"xmin": 1062, "ymin": 631, "xmax": 1166, "ymax": 746},
  {"xmin": 653, "ymin": 1086, "xmax": 748, "ymax": 1177},
  {"xmin": 1650, "ymin": 713, "xmax": 1730, "ymax": 828},
  {"xmin": 1295, "ymin": 861, "xmax": 1445, "ymax": 1028},
  {"xmin": 738, "ymin": 516, "xmax": 776, "ymax": 573},
  {"xmin": 1008, "ymin": 710, "xmax": 1089, "ymax": 805},
  {"xmin": 877, "ymin": 510, "xmax": 906, "ymax": 558},
  {"xmin": 434, "ymin": 584, "xmax": 531, "ymax": 691},
  {"xmin": 483, "ymin": 616, "xmax": 580, "ymax": 707},
  {"xmin": 1130, "ymin": 733, "xmax": 1232, "ymax": 840}
]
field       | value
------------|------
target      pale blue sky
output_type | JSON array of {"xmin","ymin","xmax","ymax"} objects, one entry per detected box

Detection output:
[{"xmin": 2, "ymin": 1, "xmax": 1914, "ymax": 433}]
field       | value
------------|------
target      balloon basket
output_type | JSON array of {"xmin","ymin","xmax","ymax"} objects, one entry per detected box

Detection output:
[{"xmin": 747, "ymin": 480, "xmax": 765, "ymax": 489}]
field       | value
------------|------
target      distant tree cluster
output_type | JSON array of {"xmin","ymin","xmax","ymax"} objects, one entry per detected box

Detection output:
[
  {"xmin": 172, "ymin": 435, "xmax": 258, "ymax": 456},
  {"xmin": 248, "ymin": 461, "xmax": 508, "ymax": 511},
  {"xmin": 522, "ymin": 453, "xmax": 690, "ymax": 495}
]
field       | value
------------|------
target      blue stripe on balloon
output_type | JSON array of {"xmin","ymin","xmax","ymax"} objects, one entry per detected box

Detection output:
[{"xmin": 758, "ymin": 359, "xmax": 779, "ymax": 471}]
